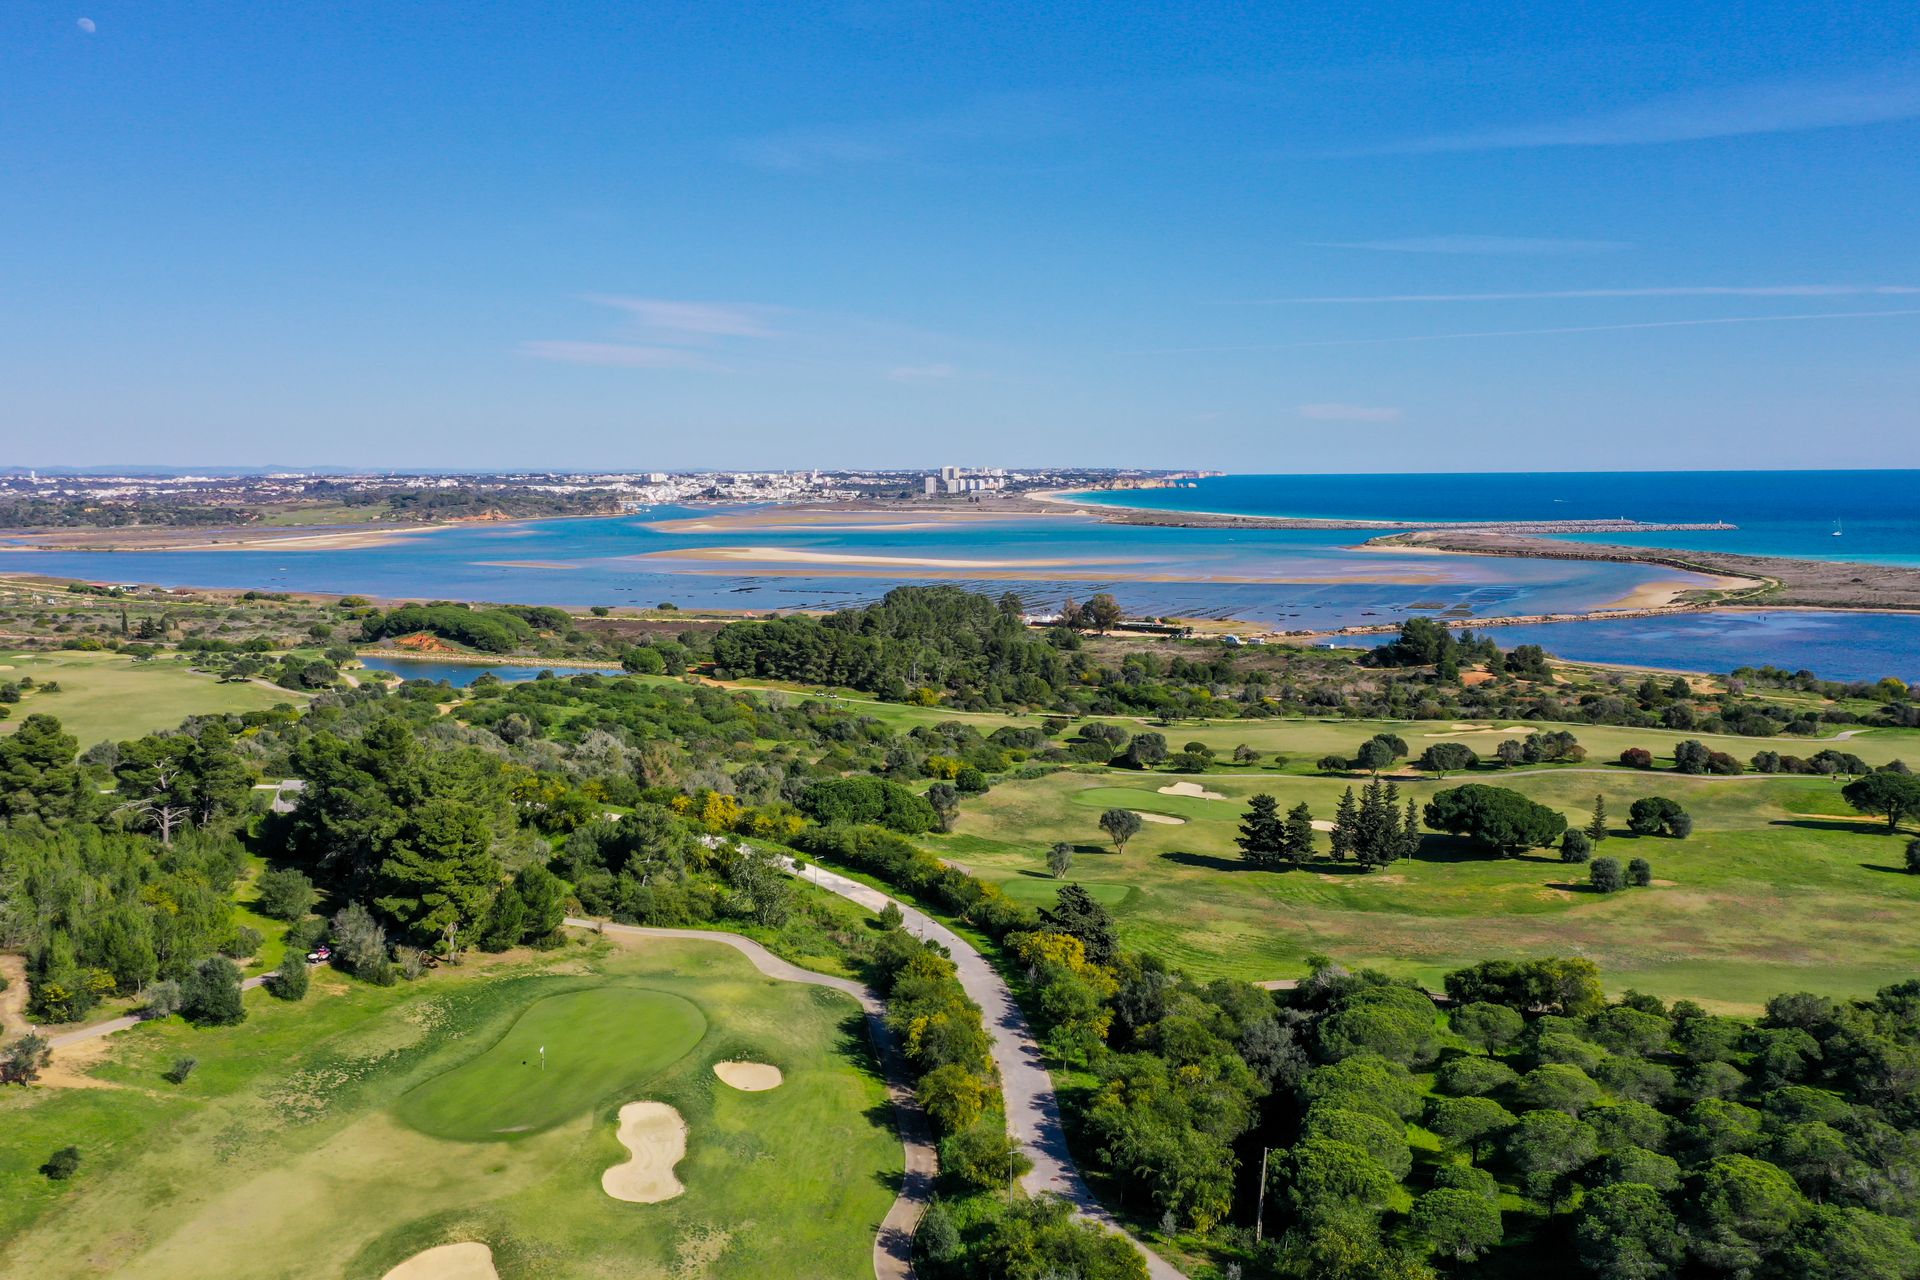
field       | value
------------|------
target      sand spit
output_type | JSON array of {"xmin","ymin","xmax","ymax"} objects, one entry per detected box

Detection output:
[
  {"xmin": 635, "ymin": 545, "xmax": 1137, "ymax": 571},
  {"xmin": 1158, "ymin": 781, "xmax": 1226, "ymax": 800},
  {"xmin": 712, "ymin": 1061, "xmax": 784, "ymax": 1091},
  {"xmin": 602, "ymin": 1101, "xmax": 688, "ymax": 1203},
  {"xmin": 382, "ymin": 1242, "xmax": 498, "ymax": 1280}
]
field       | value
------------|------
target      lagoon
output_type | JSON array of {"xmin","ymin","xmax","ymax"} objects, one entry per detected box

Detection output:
[{"xmin": 357, "ymin": 656, "xmax": 617, "ymax": 686}]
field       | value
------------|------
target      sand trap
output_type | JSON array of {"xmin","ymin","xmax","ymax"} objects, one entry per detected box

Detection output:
[
  {"xmin": 602, "ymin": 1101, "xmax": 688, "ymax": 1203},
  {"xmin": 1158, "ymin": 781, "xmax": 1226, "ymax": 800},
  {"xmin": 1310, "ymin": 819, "xmax": 1336, "ymax": 832},
  {"xmin": 713, "ymin": 1060, "xmax": 784, "ymax": 1091},
  {"xmin": 382, "ymin": 1242, "xmax": 498, "ymax": 1280},
  {"xmin": 1135, "ymin": 811, "xmax": 1185, "ymax": 825}
]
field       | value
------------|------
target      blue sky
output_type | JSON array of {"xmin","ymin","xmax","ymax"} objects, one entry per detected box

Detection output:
[{"xmin": 3, "ymin": 2, "xmax": 1917, "ymax": 471}]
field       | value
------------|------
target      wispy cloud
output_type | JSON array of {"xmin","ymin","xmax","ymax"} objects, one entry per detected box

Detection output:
[
  {"xmin": 736, "ymin": 90, "xmax": 1077, "ymax": 173},
  {"xmin": 1297, "ymin": 403, "xmax": 1403, "ymax": 422},
  {"xmin": 1148, "ymin": 308, "xmax": 1920, "ymax": 354},
  {"xmin": 1357, "ymin": 70, "xmax": 1920, "ymax": 154},
  {"xmin": 1250, "ymin": 285, "xmax": 1920, "ymax": 304},
  {"xmin": 888, "ymin": 363, "xmax": 958, "ymax": 381},
  {"xmin": 517, "ymin": 341, "xmax": 716, "ymax": 370},
  {"xmin": 584, "ymin": 296, "xmax": 777, "ymax": 339},
  {"xmin": 520, "ymin": 295, "xmax": 778, "ymax": 371},
  {"xmin": 1310, "ymin": 235, "xmax": 1629, "ymax": 256}
]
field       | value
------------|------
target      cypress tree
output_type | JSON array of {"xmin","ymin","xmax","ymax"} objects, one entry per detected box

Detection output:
[
  {"xmin": 1235, "ymin": 794, "xmax": 1286, "ymax": 868},
  {"xmin": 1330, "ymin": 788, "xmax": 1358, "ymax": 861},
  {"xmin": 1586, "ymin": 795, "xmax": 1609, "ymax": 843},
  {"xmin": 1282, "ymin": 802, "xmax": 1316, "ymax": 863}
]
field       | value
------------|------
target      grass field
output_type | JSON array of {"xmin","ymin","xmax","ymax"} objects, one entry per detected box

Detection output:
[
  {"xmin": 937, "ymin": 752, "xmax": 1920, "ymax": 1012},
  {"xmin": 394, "ymin": 988, "xmax": 707, "ymax": 1141},
  {"xmin": 0, "ymin": 936, "xmax": 899, "ymax": 1280},
  {"xmin": 0, "ymin": 649, "xmax": 301, "ymax": 747}
]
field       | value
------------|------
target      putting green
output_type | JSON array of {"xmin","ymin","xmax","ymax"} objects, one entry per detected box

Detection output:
[{"xmin": 394, "ymin": 987, "xmax": 705, "ymax": 1141}]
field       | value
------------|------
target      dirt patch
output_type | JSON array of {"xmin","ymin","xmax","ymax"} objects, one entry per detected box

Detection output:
[
  {"xmin": 1158, "ymin": 781, "xmax": 1226, "ymax": 800},
  {"xmin": 602, "ymin": 1101, "xmax": 688, "ymax": 1203},
  {"xmin": 382, "ymin": 1242, "xmax": 498, "ymax": 1280},
  {"xmin": 0, "ymin": 954, "xmax": 29, "ymax": 1040},
  {"xmin": 1650, "ymin": 878, "xmax": 1678, "ymax": 886},
  {"xmin": 1134, "ymin": 811, "xmax": 1185, "ymax": 825},
  {"xmin": 713, "ymin": 1061, "xmax": 784, "ymax": 1091}
]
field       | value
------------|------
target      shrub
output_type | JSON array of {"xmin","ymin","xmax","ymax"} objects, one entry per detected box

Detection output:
[
  {"xmin": 267, "ymin": 958, "xmax": 310, "ymax": 1001},
  {"xmin": 1627, "ymin": 857, "xmax": 1653, "ymax": 886},
  {"xmin": 253, "ymin": 867, "xmax": 316, "ymax": 921},
  {"xmin": 1627, "ymin": 796, "xmax": 1690, "ymax": 837},
  {"xmin": 1589, "ymin": 857, "xmax": 1625, "ymax": 893},
  {"xmin": 41, "ymin": 1146, "xmax": 81, "ymax": 1180},
  {"xmin": 164, "ymin": 1055, "xmax": 198, "ymax": 1084},
  {"xmin": 938, "ymin": 1121, "xmax": 1033, "ymax": 1191},
  {"xmin": 180, "ymin": 956, "xmax": 246, "ymax": 1026},
  {"xmin": 1560, "ymin": 830, "xmax": 1592, "ymax": 864},
  {"xmin": 1619, "ymin": 747, "xmax": 1654, "ymax": 769},
  {"xmin": 223, "ymin": 926, "xmax": 263, "ymax": 959}
]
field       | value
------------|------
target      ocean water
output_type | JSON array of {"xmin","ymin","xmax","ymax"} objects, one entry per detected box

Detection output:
[{"xmin": 1070, "ymin": 471, "xmax": 1920, "ymax": 564}]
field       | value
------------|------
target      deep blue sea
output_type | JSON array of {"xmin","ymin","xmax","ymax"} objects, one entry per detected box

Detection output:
[{"xmin": 1072, "ymin": 471, "xmax": 1920, "ymax": 565}]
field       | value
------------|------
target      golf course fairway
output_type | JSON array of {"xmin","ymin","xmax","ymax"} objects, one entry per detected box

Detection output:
[{"xmin": 394, "ymin": 986, "xmax": 705, "ymax": 1140}]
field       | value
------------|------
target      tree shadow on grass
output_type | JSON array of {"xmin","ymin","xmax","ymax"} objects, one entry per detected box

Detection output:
[
  {"xmin": 1544, "ymin": 882, "xmax": 1605, "ymax": 893},
  {"xmin": 1411, "ymin": 836, "xmax": 1558, "ymax": 866},
  {"xmin": 1859, "ymin": 863, "xmax": 1916, "ymax": 875},
  {"xmin": 1771, "ymin": 817, "xmax": 1880, "ymax": 835},
  {"xmin": 1159, "ymin": 850, "xmax": 1250, "ymax": 872}
]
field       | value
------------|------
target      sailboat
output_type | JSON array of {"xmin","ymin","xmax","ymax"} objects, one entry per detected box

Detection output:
[{"xmin": 1832, "ymin": 519, "xmax": 1843, "ymax": 538}]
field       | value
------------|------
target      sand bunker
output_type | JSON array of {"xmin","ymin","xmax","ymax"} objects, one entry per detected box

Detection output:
[
  {"xmin": 1310, "ymin": 819, "xmax": 1336, "ymax": 832},
  {"xmin": 1134, "ymin": 811, "xmax": 1185, "ymax": 825},
  {"xmin": 713, "ymin": 1060, "xmax": 784, "ymax": 1091},
  {"xmin": 1158, "ymin": 781, "xmax": 1226, "ymax": 800},
  {"xmin": 382, "ymin": 1242, "xmax": 498, "ymax": 1280},
  {"xmin": 602, "ymin": 1101, "xmax": 688, "ymax": 1203}
]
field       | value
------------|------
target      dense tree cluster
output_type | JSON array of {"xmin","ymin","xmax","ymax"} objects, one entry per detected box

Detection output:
[
  {"xmin": 1257, "ymin": 958, "xmax": 1920, "ymax": 1279},
  {"xmin": 359, "ymin": 602, "xmax": 572, "ymax": 653}
]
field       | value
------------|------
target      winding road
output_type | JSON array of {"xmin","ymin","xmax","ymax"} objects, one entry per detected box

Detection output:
[{"xmin": 778, "ymin": 857, "xmax": 1187, "ymax": 1280}]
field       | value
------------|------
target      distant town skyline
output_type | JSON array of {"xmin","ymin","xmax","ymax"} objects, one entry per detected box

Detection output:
[{"xmin": 3, "ymin": 4, "xmax": 1917, "ymax": 470}]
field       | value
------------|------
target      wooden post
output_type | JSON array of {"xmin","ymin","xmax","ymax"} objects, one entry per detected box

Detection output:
[{"xmin": 1253, "ymin": 1145, "xmax": 1270, "ymax": 1242}]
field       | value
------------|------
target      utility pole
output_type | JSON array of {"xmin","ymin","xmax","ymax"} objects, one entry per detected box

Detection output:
[{"xmin": 1253, "ymin": 1146, "xmax": 1270, "ymax": 1243}]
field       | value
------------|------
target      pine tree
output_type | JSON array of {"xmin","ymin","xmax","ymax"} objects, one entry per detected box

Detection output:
[
  {"xmin": 1354, "ymin": 779, "xmax": 1401, "ymax": 869},
  {"xmin": 1586, "ymin": 794, "xmax": 1610, "ymax": 843},
  {"xmin": 1236, "ymin": 794, "xmax": 1287, "ymax": 868},
  {"xmin": 1282, "ymin": 802, "xmax": 1316, "ymax": 863},
  {"xmin": 1330, "ymin": 788, "xmax": 1358, "ymax": 861}
]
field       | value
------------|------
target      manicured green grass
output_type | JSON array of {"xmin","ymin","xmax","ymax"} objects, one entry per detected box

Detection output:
[
  {"xmin": 940, "ymin": 756, "xmax": 1920, "ymax": 1011},
  {"xmin": 0, "ymin": 649, "xmax": 301, "ymax": 748},
  {"xmin": 0, "ymin": 936, "xmax": 899, "ymax": 1280},
  {"xmin": 394, "ymin": 987, "xmax": 706, "ymax": 1141}
]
